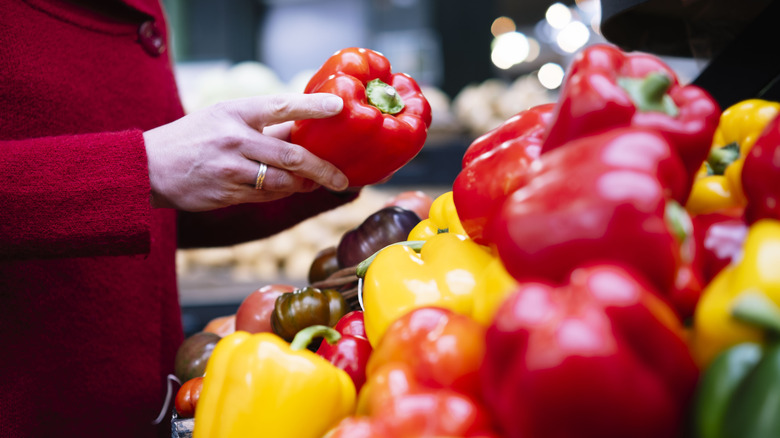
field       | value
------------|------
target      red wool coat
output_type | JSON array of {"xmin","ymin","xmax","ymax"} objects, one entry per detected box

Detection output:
[{"xmin": 0, "ymin": 1, "xmax": 356, "ymax": 436}]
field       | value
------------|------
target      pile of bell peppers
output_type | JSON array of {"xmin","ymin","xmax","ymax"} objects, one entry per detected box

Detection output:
[{"xmin": 181, "ymin": 42, "xmax": 780, "ymax": 438}]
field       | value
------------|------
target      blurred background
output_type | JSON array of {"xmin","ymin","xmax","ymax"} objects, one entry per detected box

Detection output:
[{"xmin": 167, "ymin": 0, "xmax": 703, "ymax": 334}]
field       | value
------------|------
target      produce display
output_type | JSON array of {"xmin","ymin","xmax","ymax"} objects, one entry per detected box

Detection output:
[{"xmin": 171, "ymin": 43, "xmax": 780, "ymax": 438}]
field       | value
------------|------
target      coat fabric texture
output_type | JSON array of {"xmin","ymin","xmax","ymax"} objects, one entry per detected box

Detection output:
[{"xmin": 0, "ymin": 1, "xmax": 357, "ymax": 436}]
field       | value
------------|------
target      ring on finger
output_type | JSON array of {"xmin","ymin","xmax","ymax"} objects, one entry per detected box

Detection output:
[{"xmin": 255, "ymin": 162, "xmax": 268, "ymax": 190}]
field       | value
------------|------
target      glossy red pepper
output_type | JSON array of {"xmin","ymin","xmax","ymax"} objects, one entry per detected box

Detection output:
[
  {"xmin": 290, "ymin": 47, "xmax": 432, "ymax": 187},
  {"xmin": 452, "ymin": 103, "xmax": 554, "ymax": 244},
  {"xmin": 690, "ymin": 208, "xmax": 748, "ymax": 284},
  {"xmin": 487, "ymin": 127, "xmax": 688, "ymax": 295},
  {"xmin": 742, "ymin": 113, "xmax": 780, "ymax": 225},
  {"xmin": 481, "ymin": 264, "xmax": 699, "ymax": 438},
  {"xmin": 316, "ymin": 311, "xmax": 372, "ymax": 392},
  {"xmin": 365, "ymin": 306, "xmax": 486, "ymax": 398},
  {"xmin": 542, "ymin": 43, "xmax": 720, "ymax": 202},
  {"xmin": 344, "ymin": 362, "xmax": 497, "ymax": 438},
  {"xmin": 669, "ymin": 262, "xmax": 705, "ymax": 321},
  {"xmin": 460, "ymin": 102, "xmax": 554, "ymax": 167}
]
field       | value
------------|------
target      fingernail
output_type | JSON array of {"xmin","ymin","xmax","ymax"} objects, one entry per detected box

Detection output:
[
  {"xmin": 323, "ymin": 95, "xmax": 343, "ymax": 113},
  {"xmin": 331, "ymin": 173, "xmax": 349, "ymax": 191}
]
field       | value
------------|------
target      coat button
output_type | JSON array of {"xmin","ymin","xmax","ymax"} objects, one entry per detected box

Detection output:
[{"xmin": 138, "ymin": 20, "xmax": 166, "ymax": 56}]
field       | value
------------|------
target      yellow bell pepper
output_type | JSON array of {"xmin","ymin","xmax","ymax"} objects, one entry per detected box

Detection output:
[
  {"xmin": 691, "ymin": 219, "xmax": 780, "ymax": 367},
  {"xmin": 193, "ymin": 330, "xmax": 356, "ymax": 438},
  {"xmin": 471, "ymin": 256, "xmax": 519, "ymax": 326},
  {"xmin": 361, "ymin": 232, "xmax": 494, "ymax": 346},
  {"xmin": 687, "ymin": 99, "xmax": 780, "ymax": 215},
  {"xmin": 407, "ymin": 191, "xmax": 467, "ymax": 240}
]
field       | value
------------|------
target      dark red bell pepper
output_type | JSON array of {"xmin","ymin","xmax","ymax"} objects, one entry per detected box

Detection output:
[
  {"xmin": 452, "ymin": 103, "xmax": 554, "ymax": 244},
  {"xmin": 290, "ymin": 47, "xmax": 432, "ymax": 187},
  {"xmin": 481, "ymin": 264, "xmax": 699, "ymax": 438},
  {"xmin": 743, "ymin": 113, "xmax": 780, "ymax": 224},
  {"xmin": 486, "ymin": 127, "xmax": 688, "ymax": 295},
  {"xmin": 314, "ymin": 311, "xmax": 372, "ymax": 392},
  {"xmin": 541, "ymin": 43, "xmax": 720, "ymax": 202}
]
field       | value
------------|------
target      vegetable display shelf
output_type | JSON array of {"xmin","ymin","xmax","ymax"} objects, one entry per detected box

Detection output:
[{"xmin": 172, "ymin": 416, "xmax": 193, "ymax": 438}]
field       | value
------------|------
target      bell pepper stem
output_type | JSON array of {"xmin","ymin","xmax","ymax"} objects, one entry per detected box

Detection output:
[
  {"xmin": 290, "ymin": 325, "xmax": 342, "ymax": 351},
  {"xmin": 664, "ymin": 200, "xmax": 693, "ymax": 243},
  {"xmin": 706, "ymin": 142, "xmax": 740, "ymax": 176},
  {"xmin": 356, "ymin": 240, "xmax": 426, "ymax": 278},
  {"xmin": 366, "ymin": 79, "xmax": 405, "ymax": 114},
  {"xmin": 618, "ymin": 72, "xmax": 680, "ymax": 117},
  {"xmin": 731, "ymin": 291, "xmax": 780, "ymax": 334}
]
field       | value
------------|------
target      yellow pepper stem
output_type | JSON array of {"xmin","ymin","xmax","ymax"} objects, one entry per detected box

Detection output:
[
  {"xmin": 291, "ymin": 325, "xmax": 342, "ymax": 351},
  {"xmin": 731, "ymin": 291, "xmax": 780, "ymax": 334},
  {"xmin": 707, "ymin": 143, "xmax": 740, "ymax": 176},
  {"xmin": 355, "ymin": 240, "xmax": 426, "ymax": 278}
]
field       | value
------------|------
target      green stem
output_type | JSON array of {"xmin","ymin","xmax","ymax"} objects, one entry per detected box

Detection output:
[
  {"xmin": 290, "ymin": 324, "xmax": 342, "ymax": 351},
  {"xmin": 707, "ymin": 142, "xmax": 740, "ymax": 176},
  {"xmin": 731, "ymin": 291, "xmax": 780, "ymax": 334},
  {"xmin": 366, "ymin": 79, "xmax": 405, "ymax": 114},
  {"xmin": 355, "ymin": 240, "xmax": 426, "ymax": 278},
  {"xmin": 665, "ymin": 200, "xmax": 693, "ymax": 243},
  {"xmin": 618, "ymin": 72, "xmax": 679, "ymax": 117}
]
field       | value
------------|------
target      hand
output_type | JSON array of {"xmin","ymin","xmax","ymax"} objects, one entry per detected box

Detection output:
[{"xmin": 143, "ymin": 93, "xmax": 348, "ymax": 211}]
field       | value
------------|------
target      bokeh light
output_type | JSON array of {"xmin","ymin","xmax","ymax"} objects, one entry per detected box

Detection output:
[
  {"xmin": 538, "ymin": 63, "xmax": 565, "ymax": 89},
  {"xmin": 491, "ymin": 16, "xmax": 517, "ymax": 37},
  {"xmin": 491, "ymin": 31, "xmax": 530, "ymax": 70},
  {"xmin": 545, "ymin": 3, "xmax": 572, "ymax": 29},
  {"xmin": 556, "ymin": 21, "xmax": 590, "ymax": 53}
]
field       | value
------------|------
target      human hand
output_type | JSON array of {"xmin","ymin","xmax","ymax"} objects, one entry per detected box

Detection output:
[{"xmin": 143, "ymin": 93, "xmax": 349, "ymax": 211}]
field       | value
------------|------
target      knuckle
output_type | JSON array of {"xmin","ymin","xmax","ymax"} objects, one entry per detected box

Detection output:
[
  {"xmin": 212, "ymin": 160, "xmax": 243, "ymax": 181},
  {"xmin": 211, "ymin": 100, "xmax": 236, "ymax": 117},
  {"xmin": 277, "ymin": 146, "xmax": 306, "ymax": 169},
  {"xmin": 265, "ymin": 96, "xmax": 293, "ymax": 117}
]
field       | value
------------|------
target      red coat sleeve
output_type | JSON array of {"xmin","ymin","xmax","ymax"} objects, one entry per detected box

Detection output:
[{"xmin": 0, "ymin": 130, "xmax": 153, "ymax": 260}]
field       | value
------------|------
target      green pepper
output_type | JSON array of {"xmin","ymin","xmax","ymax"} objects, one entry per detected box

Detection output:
[
  {"xmin": 692, "ymin": 292, "xmax": 780, "ymax": 438},
  {"xmin": 271, "ymin": 286, "xmax": 348, "ymax": 342}
]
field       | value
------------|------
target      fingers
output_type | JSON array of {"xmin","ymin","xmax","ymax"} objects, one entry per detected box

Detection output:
[
  {"xmin": 240, "ymin": 134, "xmax": 349, "ymax": 192},
  {"xmin": 243, "ymin": 159, "xmax": 321, "ymax": 193},
  {"xmin": 230, "ymin": 93, "xmax": 343, "ymax": 130},
  {"xmin": 261, "ymin": 121, "xmax": 293, "ymax": 141}
]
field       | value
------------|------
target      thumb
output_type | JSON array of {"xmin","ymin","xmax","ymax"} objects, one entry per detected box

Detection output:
[{"xmin": 229, "ymin": 93, "xmax": 343, "ymax": 130}]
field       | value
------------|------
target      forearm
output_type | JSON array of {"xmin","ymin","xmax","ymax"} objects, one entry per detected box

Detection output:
[
  {"xmin": 0, "ymin": 131, "xmax": 153, "ymax": 260},
  {"xmin": 177, "ymin": 187, "xmax": 359, "ymax": 249}
]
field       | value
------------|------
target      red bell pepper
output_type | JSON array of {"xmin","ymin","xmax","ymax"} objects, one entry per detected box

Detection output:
[
  {"xmin": 481, "ymin": 264, "xmax": 699, "ymax": 438},
  {"xmin": 743, "ymin": 113, "xmax": 780, "ymax": 224},
  {"xmin": 343, "ymin": 362, "xmax": 497, "ymax": 438},
  {"xmin": 691, "ymin": 208, "xmax": 748, "ymax": 284},
  {"xmin": 669, "ymin": 262, "xmax": 704, "ymax": 322},
  {"xmin": 315, "ymin": 311, "xmax": 372, "ymax": 392},
  {"xmin": 365, "ymin": 306, "xmax": 486, "ymax": 397},
  {"xmin": 331, "ymin": 394, "xmax": 497, "ymax": 438},
  {"xmin": 460, "ymin": 102, "xmax": 554, "ymax": 167},
  {"xmin": 290, "ymin": 47, "xmax": 432, "ymax": 187},
  {"xmin": 541, "ymin": 43, "xmax": 720, "ymax": 202},
  {"xmin": 486, "ymin": 127, "xmax": 688, "ymax": 296},
  {"xmin": 452, "ymin": 103, "xmax": 554, "ymax": 244}
]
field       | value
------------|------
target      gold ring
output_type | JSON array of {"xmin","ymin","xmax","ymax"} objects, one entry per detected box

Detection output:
[{"xmin": 254, "ymin": 162, "xmax": 268, "ymax": 190}]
